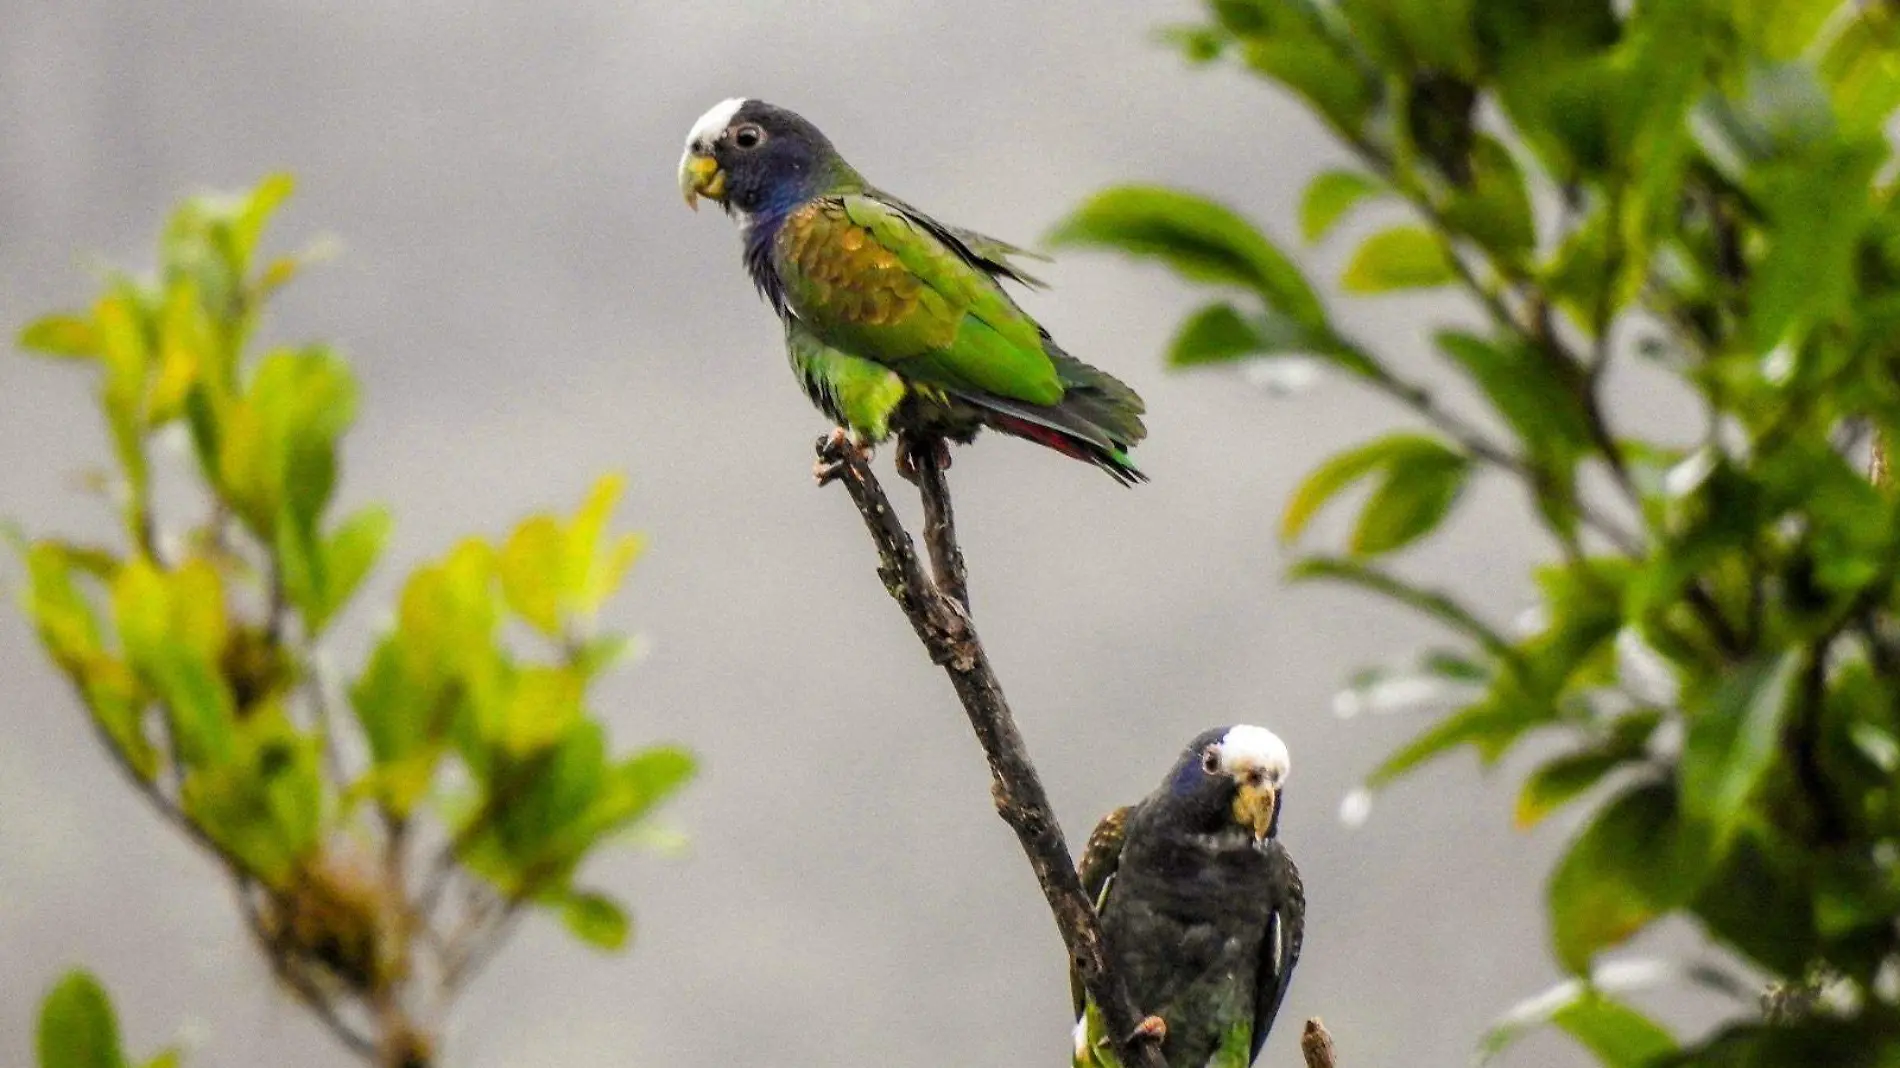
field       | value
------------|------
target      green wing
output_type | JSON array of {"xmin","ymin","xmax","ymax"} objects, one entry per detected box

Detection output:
[
  {"xmin": 773, "ymin": 193, "xmax": 1064, "ymax": 406},
  {"xmin": 1070, "ymin": 806, "xmax": 1132, "ymax": 1018},
  {"xmin": 871, "ymin": 188, "xmax": 1052, "ymax": 289}
]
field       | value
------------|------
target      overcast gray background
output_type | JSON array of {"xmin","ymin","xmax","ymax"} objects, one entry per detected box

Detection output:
[{"xmin": 1, "ymin": 3, "xmax": 1738, "ymax": 1067}]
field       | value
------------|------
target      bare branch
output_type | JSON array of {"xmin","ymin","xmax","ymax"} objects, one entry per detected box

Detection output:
[
  {"xmin": 915, "ymin": 446, "xmax": 970, "ymax": 613},
  {"xmin": 1301, "ymin": 1018, "xmax": 1338, "ymax": 1068},
  {"xmin": 817, "ymin": 432, "xmax": 1167, "ymax": 1068}
]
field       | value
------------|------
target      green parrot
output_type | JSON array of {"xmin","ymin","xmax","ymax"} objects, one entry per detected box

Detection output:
[
  {"xmin": 1072, "ymin": 725, "xmax": 1305, "ymax": 1068},
  {"xmin": 678, "ymin": 98, "xmax": 1147, "ymax": 483}
]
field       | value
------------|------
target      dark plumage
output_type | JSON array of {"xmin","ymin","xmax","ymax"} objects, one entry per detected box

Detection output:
[{"xmin": 1073, "ymin": 726, "xmax": 1304, "ymax": 1068}]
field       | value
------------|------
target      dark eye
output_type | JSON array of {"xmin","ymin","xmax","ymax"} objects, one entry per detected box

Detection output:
[
  {"xmin": 1201, "ymin": 748, "xmax": 1220, "ymax": 774},
  {"xmin": 732, "ymin": 124, "xmax": 765, "ymax": 150}
]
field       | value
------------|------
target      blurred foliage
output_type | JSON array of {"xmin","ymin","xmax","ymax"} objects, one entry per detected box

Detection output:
[
  {"xmin": 14, "ymin": 178, "xmax": 692, "ymax": 1066},
  {"xmin": 36, "ymin": 971, "xmax": 180, "ymax": 1068},
  {"xmin": 1058, "ymin": 0, "xmax": 1900, "ymax": 1063}
]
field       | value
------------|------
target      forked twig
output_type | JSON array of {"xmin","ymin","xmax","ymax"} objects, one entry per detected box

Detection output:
[{"xmin": 817, "ymin": 432, "xmax": 1166, "ymax": 1068}]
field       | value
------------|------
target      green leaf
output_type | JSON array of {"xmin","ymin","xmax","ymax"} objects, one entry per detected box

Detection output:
[
  {"xmin": 1821, "ymin": 5, "xmax": 1900, "ymax": 136},
  {"xmin": 1680, "ymin": 651, "xmax": 1802, "ymax": 848},
  {"xmin": 499, "ymin": 515, "xmax": 565, "ymax": 636},
  {"xmin": 501, "ymin": 666, "xmax": 585, "ymax": 756},
  {"xmin": 1048, "ymin": 186, "xmax": 1327, "ymax": 329},
  {"xmin": 1299, "ymin": 170, "xmax": 1384, "ymax": 243},
  {"xmin": 233, "ymin": 173, "xmax": 295, "ymax": 266},
  {"xmin": 1341, "ymin": 226, "xmax": 1456, "ymax": 293},
  {"xmin": 1282, "ymin": 433, "xmax": 1463, "ymax": 544},
  {"xmin": 1169, "ymin": 303, "xmax": 1273, "ymax": 367},
  {"xmin": 1435, "ymin": 332, "xmax": 1592, "ymax": 452},
  {"xmin": 1691, "ymin": 831, "xmax": 1816, "ymax": 975},
  {"xmin": 1479, "ymin": 979, "xmax": 1677, "ymax": 1067},
  {"xmin": 1239, "ymin": 23, "xmax": 1378, "ymax": 136},
  {"xmin": 20, "ymin": 314, "xmax": 98, "ymax": 360},
  {"xmin": 1366, "ymin": 693, "xmax": 1550, "ymax": 787},
  {"xmin": 110, "ymin": 560, "xmax": 235, "ymax": 768},
  {"xmin": 560, "ymin": 889, "xmax": 632, "ymax": 951},
  {"xmin": 613, "ymin": 746, "xmax": 698, "ymax": 823},
  {"xmin": 1351, "ymin": 447, "xmax": 1470, "ymax": 556},
  {"xmin": 37, "ymin": 970, "xmax": 126, "ymax": 1068},
  {"xmin": 1440, "ymin": 137, "xmax": 1536, "ymax": 259},
  {"xmin": 313, "ymin": 505, "xmax": 392, "ymax": 634},
  {"xmin": 1548, "ymin": 782, "xmax": 1708, "ymax": 973},
  {"xmin": 1747, "ymin": 140, "xmax": 1885, "ymax": 350},
  {"xmin": 1515, "ymin": 749, "xmax": 1628, "ymax": 830}
]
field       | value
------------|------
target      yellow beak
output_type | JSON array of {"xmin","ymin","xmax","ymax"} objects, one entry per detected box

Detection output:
[
  {"xmin": 679, "ymin": 152, "xmax": 725, "ymax": 211},
  {"xmin": 1233, "ymin": 781, "xmax": 1279, "ymax": 842}
]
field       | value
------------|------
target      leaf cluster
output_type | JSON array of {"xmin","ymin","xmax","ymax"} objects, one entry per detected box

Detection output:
[
  {"xmin": 15, "ymin": 178, "xmax": 692, "ymax": 1064},
  {"xmin": 1059, "ymin": 0, "xmax": 1900, "ymax": 1062}
]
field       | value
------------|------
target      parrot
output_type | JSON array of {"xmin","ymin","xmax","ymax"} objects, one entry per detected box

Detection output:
[
  {"xmin": 1071, "ymin": 725, "xmax": 1305, "ymax": 1068},
  {"xmin": 678, "ymin": 98, "xmax": 1147, "ymax": 484}
]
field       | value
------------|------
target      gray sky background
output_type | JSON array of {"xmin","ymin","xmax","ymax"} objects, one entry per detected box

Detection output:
[{"xmin": 1, "ymin": 3, "xmax": 1739, "ymax": 1066}]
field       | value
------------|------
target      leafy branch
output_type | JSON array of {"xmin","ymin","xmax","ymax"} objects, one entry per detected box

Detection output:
[
  {"xmin": 1059, "ymin": 0, "xmax": 1900, "ymax": 1063},
  {"xmin": 15, "ymin": 177, "xmax": 694, "ymax": 1067}
]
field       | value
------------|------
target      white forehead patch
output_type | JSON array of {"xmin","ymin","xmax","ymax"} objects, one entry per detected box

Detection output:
[
  {"xmin": 1218, "ymin": 724, "xmax": 1289, "ymax": 781},
  {"xmin": 685, "ymin": 97, "xmax": 747, "ymax": 153}
]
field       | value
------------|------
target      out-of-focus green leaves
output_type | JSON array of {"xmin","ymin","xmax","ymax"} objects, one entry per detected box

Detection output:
[
  {"xmin": 1048, "ymin": 186, "xmax": 1327, "ymax": 330},
  {"xmin": 560, "ymin": 889, "xmax": 632, "ymax": 951},
  {"xmin": 1478, "ymin": 974, "xmax": 1677, "ymax": 1067},
  {"xmin": 37, "ymin": 970, "xmax": 125, "ymax": 1068},
  {"xmin": 347, "ymin": 475, "xmax": 684, "ymax": 916},
  {"xmin": 1680, "ymin": 651, "xmax": 1801, "ymax": 848},
  {"xmin": 1439, "ymin": 138, "xmax": 1535, "ymax": 260},
  {"xmin": 1299, "ymin": 170, "xmax": 1385, "ymax": 243},
  {"xmin": 111, "ymin": 559, "xmax": 235, "ymax": 768},
  {"xmin": 15, "ymin": 175, "xmax": 693, "ymax": 1043},
  {"xmin": 20, "ymin": 315, "xmax": 98, "ymax": 360},
  {"xmin": 36, "ymin": 971, "xmax": 184, "ymax": 1068},
  {"xmin": 1282, "ymin": 432, "xmax": 1469, "ymax": 555},
  {"xmin": 499, "ymin": 474, "xmax": 644, "ymax": 638},
  {"xmin": 180, "ymin": 705, "xmax": 324, "ymax": 886},
  {"xmin": 1549, "ymin": 782, "xmax": 1710, "ymax": 974},
  {"xmin": 1080, "ymin": 1, "xmax": 1900, "ymax": 1061},
  {"xmin": 20, "ymin": 543, "xmax": 155, "ymax": 779},
  {"xmin": 1341, "ymin": 226, "xmax": 1456, "ymax": 293}
]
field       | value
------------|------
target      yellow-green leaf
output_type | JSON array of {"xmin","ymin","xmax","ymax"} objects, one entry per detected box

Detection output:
[
  {"xmin": 560, "ymin": 889, "xmax": 632, "ymax": 951},
  {"xmin": 1341, "ymin": 226, "xmax": 1457, "ymax": 293},
  {"xmin": 19, "ymin": 314, "xmax": 97, "ymax": 360},
  {"xmin": 1299, "ymin": 170, "xmax": 1385, "ymax": 243},
  {"xmin": 500, "ymin": 515, "xmax": 565, "ymax": 635},
  {"xmin": 37, "ymin": 970, "xmax": 125, "ymax": 1068}
]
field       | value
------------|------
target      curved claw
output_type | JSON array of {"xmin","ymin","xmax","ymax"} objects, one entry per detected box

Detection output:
[
  {"xmin": 1129, "ymin": 1016, "xmax": 1168, "ymax": 1045},
  {"xmin": 814, "ymin": 427, "xmax": 872, "ymax": 486}
]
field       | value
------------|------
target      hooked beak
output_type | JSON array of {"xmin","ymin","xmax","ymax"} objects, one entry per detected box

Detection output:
[
  {"xmin": 1232, "ymin": 779, "xmax": 1279, "ymax": 842},
  {"xmin": 679, "ymin": 150, "xmax": 725, "ymax": 211}
]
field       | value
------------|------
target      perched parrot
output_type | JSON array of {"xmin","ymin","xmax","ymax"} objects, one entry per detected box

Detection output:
[
  {"xmin": 678, "ymin": 98, "xmax": 1147, "ymax": 484},
  {"xmin": 1072, "ymin": 726, "xmax": 1304, "ymax": 1068}
]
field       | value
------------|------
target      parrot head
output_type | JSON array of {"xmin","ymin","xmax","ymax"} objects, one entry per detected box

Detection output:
[
  {"xmin": 678, "ymin": 98, "xmax": 853, "ymax": 219},
  {"xmin": 1163, "ymin": 724, "xmax": 1290, "ymax": 842}
]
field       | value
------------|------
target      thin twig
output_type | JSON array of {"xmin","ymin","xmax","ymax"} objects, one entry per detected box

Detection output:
[
  {"xmin": 1301, "ymin": 1018, "xmax": 1338, "ymax": 1068},
  {"xmin": 817, "ymin": 434, "xmax": 1167, "ymax": 1068},
  {"xmin": 914, "ymin": 443, "xmax": 971, "ymax": 613}
]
